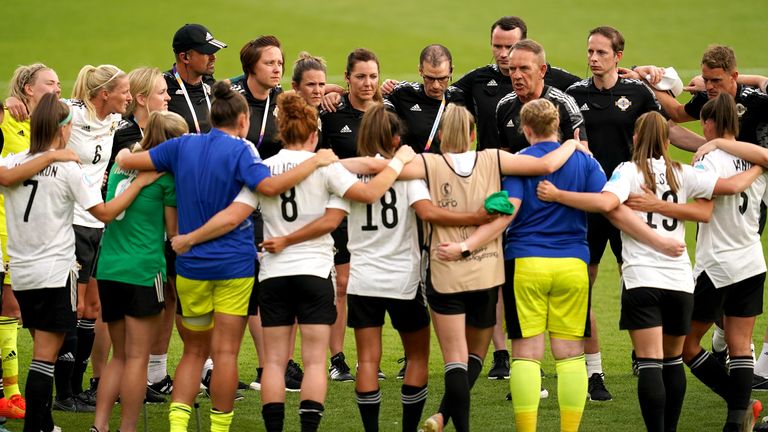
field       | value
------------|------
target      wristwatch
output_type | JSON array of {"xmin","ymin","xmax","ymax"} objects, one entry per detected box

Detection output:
[{"xmin": 460, "ymin": 242, "xmax": 471, "ymax": 258}]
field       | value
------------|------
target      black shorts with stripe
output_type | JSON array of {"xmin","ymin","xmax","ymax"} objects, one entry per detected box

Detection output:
[
  {"xmin": 259, "ymin": 273, "xmax": 336, "ymax": 326},
  {"xmin": 424, "ymin": 268, "xmax": 497, "ymax": 329},
  {"xmin": 691, "ymin": 271, "xmax": 765, "ymax": 322},
  {"xmin": 619, "ymin": 284, "xmax": 693, "ymax": 336},
  {"xmin": 98, "ymin": 274, "xmax": 165, "ymax": 322},
  {"xmin": 74, "ymin": 225, "xmax": 103, "ymax": 284},
  {"xmin": 16, "ymin": 272, "xmax": 77, "ymax": 333},
  {"xmin": 347, "ymin": 293, "xmax": 429, "ymax": 333}
]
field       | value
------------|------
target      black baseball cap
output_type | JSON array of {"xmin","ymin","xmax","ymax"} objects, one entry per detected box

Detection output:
[{"xmin": 173, "ymin": 24, "xmax": 227, "ymax": 55}]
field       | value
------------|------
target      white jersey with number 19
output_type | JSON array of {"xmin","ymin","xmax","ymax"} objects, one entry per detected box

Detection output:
[
  {"xmin": 692, "ymin": 149, "xmax": 768, "ymax": 287},
  {"xmin": 1, "ymin": 151, "xmax": 103, "ymax": 291},
  {"xmin": 602, "ymin": 159, "xmax": 718, "ymax": 293},
  {"xmin": 65, "ymin": 99, "xmax": 120, "ymax": 228}
]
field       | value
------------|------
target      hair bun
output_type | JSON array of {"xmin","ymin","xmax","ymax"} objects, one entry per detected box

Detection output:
[
  {"xmin": 277, "ymin": 92, "xmax": 312, "ymax": 120},
  {"xmin": 212, "ymin": 81, "xmax": 235, "ymax": 100}
]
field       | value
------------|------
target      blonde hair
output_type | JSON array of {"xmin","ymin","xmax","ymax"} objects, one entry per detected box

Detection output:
[
  {"xmin": 520, "ymin": 98, "xmax": 559, "ymax": 138},
  {"xmin": 125, "ymin": 67, "xmax": 164, "ymax": 118},
  {"xmin": 138, "ymin": 111, "xmax": 188, "ymax": 151},
  {"xmin": 71, "ymin": 64, "xmax": 126, "ymax": 117},
  {"xmin": 439, "ymin": 103, "xmax": 474, "ymax": 153},
  {"xmin": 291, "ymin": 51, "xmax": 327, "ymax": 85},
  {"xmin": 8, "ymin": 63, "xmax": 52, "ymax": 110},
  {"xmin": 633, "ymin": 111, "xmax": 680, "ymax": 194}
]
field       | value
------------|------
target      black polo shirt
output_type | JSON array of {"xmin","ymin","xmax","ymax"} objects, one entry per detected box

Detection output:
[
  {"xmin": 230, "ymin": 77, "xmax": 283, "ymax": 160},
  {"xmin": 384, "ymin": 82, "xmax": 464, "ymax": 153},
  {"xmin": 319, "ymin": 94, "xmax": 365, "ymax": 159},
  {"xmin": 567, "ymin": 77, "xmax": 660, "ymax": 176},
  {"xmin": 110, "ymin": 116, "xmax": 142, "ymax": 163},
  {"xmin": 495, "ymin": 85, "xmax": 587, "ymax": 153},
  {"xmin": 164, "ymin": 67, "xmax": 216, "ymax": 134},
  {"xmin": 685, "ymin": 84, "xmax": 768, "ymax": 148},
  {"xmin": 454, "ymin": 63, "xmax": 580, "ymax": 151}
]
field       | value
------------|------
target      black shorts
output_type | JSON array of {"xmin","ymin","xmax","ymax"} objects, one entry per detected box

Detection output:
[
  {"xmin": 691, "ymin": 271, "xmax": 765, "ymax": 322},
  {"xmin": 165, "ymin": 240, "xmax": 176, "ymax": 279},
  {"xmin": 331, "ymin": 219, "xmax": 350, "ymax": 265},
  {"xmin": 174, "ymin": 279, "xmax": 182, "ymax": 315},
  {"xmin": 259, "ymin": 274, "xmax": 336, "ymax": 326},
  {"xmin": 16, "ymin": 273, "xmax": 77, "ymax": 333},
  {"xmin": 98, "ymin": 277, "xmax": 165, "ymax": 322},
  {"xmin": 248, "ymin": 259, "xmax": 261, "ymax": 316},
  {"xmin": 587, "ymin": 213, "xmax": 622, "ymax": 266},
  {"xmin": 347, "ymin": 294, "xmax": 430, "ymax": 333},
  {"xmin": 619, "ymin": 284, "xmax": 693, "ymax": 335},
  {"xmin": 425, "ymin": 272, "xmax": 497, "ymax": 328},
  {"xmin": 74, "ymin": 225, "xmax": 103, "ymax": 284}
]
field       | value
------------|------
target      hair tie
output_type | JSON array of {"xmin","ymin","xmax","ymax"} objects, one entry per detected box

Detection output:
[{"xmin": 59, "ymin": 110, "xmax": 73, "ymax": 126}]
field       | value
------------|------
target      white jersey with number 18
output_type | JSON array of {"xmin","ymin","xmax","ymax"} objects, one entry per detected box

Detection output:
[
  {"xmin": 1, "ymin": 151, "xmax": 103, "ymax": 290},
  {"xmin": 346, "ymin": 176, "xmax": 430, "ymax": 300}
]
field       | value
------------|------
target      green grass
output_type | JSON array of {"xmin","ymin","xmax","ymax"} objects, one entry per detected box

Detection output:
[
  {"xmin": 2, "ymin": 0, "xmax": 768, "ymax": 430},
  {"xmin": 7, "ymin": 260, "xmax": 768, "ymax": 431}
]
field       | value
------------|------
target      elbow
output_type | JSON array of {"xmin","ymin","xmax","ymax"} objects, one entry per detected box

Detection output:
[
  {"xmin": 348, "ymin": 189, "xmax": 378, "ymax": 204},
  {"xmin": 257, "ymin": 182, "xmax": 280, "ymax": 197},
  {"xmin": 542, "ymin": 162, "xmax": 558, "ymax": 175},
  {"xmin": 360, "ymin": 193, "xmax": 378, "ymax": 205},
  {"xmin": 221, "ymin": 217, "xmax": 241, "ymax": 232},
  {"xmin": 597, "ymin": 202, "xmax": 619, "ymax": 214},
  {"xmin": 95, "ymin": 213, "xmax": 115, "ymax": 224},
  {"xmin": 415, "ymin": 208, "xmax": 434, "ymax": 222}
]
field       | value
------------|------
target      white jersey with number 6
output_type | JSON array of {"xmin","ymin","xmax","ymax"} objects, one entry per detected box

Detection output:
[
  {"xmin": 65, "ymin": 99, "xmax": 119, "ymax": 228},
  {"xmin": 692, "ymin": 150, "xmax": 768, "ymax": 287},
  {"xmin": 235, "ymin": 149, "xmax": 357, "ymax": 282},
  {"xmin": 602, "ymin": 159, "xmax": 718, "ymax": 293},
  {"xmin": 346, "ymin": 176, "xmax": 430, "ymax": 300},
  {"xmin": 1, "ymin": 151, "xmax": 103, "ymax": 290}
]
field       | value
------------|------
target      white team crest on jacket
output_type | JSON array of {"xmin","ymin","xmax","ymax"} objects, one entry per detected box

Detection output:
[{"xmin": 615, "ymin": 96, "xmax": 631, "ymax": 111}]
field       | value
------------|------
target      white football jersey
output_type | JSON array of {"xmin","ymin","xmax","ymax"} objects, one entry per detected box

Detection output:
[
  {"xmin": 1, "ymin": 151, "xmax": 103, "ymax": 290},
  {"xmin": 347, "ymin": 176, "xmax": 430, "ymax": 300},
  {"xmin": 692, "ymin": 150, "xmax": 768, "ymax": 287},
  {"xmin": 65, "ymin": 100, "xmax": 120, "ymax": 228},
  {"xmin": 236, "ymin": 150, "xmax": 357, "ymax": 281},
  {"xmin": 602, "ymin": 159, "xmax": 717, "ymax": 293}
]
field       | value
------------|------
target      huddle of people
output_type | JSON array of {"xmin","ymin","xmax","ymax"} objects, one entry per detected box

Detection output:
[{"xmin": 0, "ymin": 13, "xmax": 767, "ymax": 432}]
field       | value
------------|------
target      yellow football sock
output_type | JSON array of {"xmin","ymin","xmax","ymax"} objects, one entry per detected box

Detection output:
[
  {"xmin": 169, "ymin": 402, "xmax": 192, "ymax": 432},
  {"xmin": 509, "ymin": 358, "xmax": 541, "ymax": 432},
  {"xmin": 556, "ymin": 355, "xmax": 587, "ymax": 432},
  {"xmin": 210, "ymin": 408, "xmax": 234, "ymax": 432},
  {"xmin": 0, "ymin": 317, "xmax": 19, "ymax": 396}
]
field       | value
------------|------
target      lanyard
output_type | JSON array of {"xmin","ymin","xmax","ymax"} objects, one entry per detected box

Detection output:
[
  {"xmin": 132, "ymin": 116, "xmax": 144, "ymax": 139},
  {"xmin": 256, "ymin": 91, "xmax": 270, "ymax": 148},
  {"xmin": 423, "ymin": 95, "xmax": 446, "ymax": 152},
  {"xmin": 172, "ymin": 65, "xmax": 211, "ymax": 133}
]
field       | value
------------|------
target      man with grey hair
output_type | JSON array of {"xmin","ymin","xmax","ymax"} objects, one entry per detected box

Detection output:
[{"xmin": 495, "ymin": 39, "xmax": 587, "ymax": 153}]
